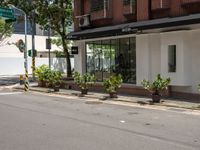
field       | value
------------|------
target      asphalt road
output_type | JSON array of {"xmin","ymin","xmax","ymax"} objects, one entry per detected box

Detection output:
[
  {"xmin": 0, "ymin": 89, "xmax": 199, "ymax": 150},
  {"xmin": 0, "ymin": 76, "xmax": 19, "ymax": 86}
]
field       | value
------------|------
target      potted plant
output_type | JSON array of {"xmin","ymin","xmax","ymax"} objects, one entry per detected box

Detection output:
[
  {"xmin": 35, "ymin": 65, "xmax": 49, "ymax": 87},
  {"xmin": 47, "ymin": 70, "xmax": 62, "ymax": 92},
  {"xmin": 103, "ymin": 74, "xmax": 123, "ymax": 98},
  {"xmin": 141, "ymin": 74, "xmax": 171, "ymax": 103},
  {"xmin": 73, "ymin": 72, "xmax": 96, "ymax": 95}
]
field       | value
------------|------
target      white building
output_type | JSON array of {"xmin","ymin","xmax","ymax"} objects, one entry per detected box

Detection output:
[{"xmin": 69, "ymin": 14, "xmax": 200, "ymax": 100}]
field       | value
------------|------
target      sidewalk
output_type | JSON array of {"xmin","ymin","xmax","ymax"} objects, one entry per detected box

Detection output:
[{"xmin": 14, "ymin": 83, "xmax": 200, "ymax": 111}]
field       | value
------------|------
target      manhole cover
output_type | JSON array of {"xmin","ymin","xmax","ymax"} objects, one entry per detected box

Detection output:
[{"xmin": 85, "ymin": 101, "xmax": 103, "ymax": 105}]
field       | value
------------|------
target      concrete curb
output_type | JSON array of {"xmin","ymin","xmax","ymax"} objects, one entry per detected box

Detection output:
[{"xmin": 14, "ymin": 86, "xmax": 200, "ymax": 111}]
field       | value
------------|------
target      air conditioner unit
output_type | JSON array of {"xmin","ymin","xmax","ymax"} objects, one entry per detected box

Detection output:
[{"xmin": 78, "ymin": 14, "xmax": 90, "ymax": 28}]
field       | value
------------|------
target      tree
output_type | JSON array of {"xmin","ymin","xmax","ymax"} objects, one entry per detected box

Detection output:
[
  {"xmin": 0, "ymin": 19, "xmax": 13, "ymax": 46},
  {"xmin": 36, "ymin": 0, "xmax": 73, "ymax": 77},
  {"xmin": 2, "ymin": 0, "xmax": 37, "ymax": 79}
]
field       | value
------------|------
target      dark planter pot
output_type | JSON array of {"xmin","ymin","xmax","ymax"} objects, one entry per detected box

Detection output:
[
  {"xmin": 109, "ymin": 92, "xmax": 118, "ymax": 98},
  {"xmin": 38, "ymin": 81, "xmax": 45, "ymax": 87},
  {"xmin": 54, "ymin": 86, "xmax": 60, "ymax": 92},
  {"xmin": 152, "ymin": 94, "xmax": 161, "ymax": 103},
  {"xmin": 81, "ymin": 89, "xmax": 88, "ymax": 95}
]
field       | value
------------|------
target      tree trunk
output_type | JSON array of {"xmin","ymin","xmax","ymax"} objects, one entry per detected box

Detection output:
[{"xmin": 62, "ymin": 37, "xmax": 72, "ymax": 77}]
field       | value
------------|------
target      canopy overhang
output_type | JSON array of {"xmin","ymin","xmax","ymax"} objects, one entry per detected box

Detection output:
[{"xmin": 68, "ymin": 13, "xmax": 200, "ymax": 40}]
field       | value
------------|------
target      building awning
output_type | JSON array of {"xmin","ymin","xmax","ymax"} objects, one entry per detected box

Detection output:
[{"xmin": 68, "ymin": 13, "xmax": 200, "ymax": 40}]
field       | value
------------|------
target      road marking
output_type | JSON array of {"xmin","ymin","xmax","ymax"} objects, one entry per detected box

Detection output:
[{"xmin": 0, "ymin": 92, "xmax": 22, "ymax": 96}]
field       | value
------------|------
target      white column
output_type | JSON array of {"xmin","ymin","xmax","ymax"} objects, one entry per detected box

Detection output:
[
  {"xmin": 136, "ymin": 34, "xmax": 151, "ymax": 85},
  {"xmin": 74, "ymin": 41, "xmax": 86, "ymax": 74}
]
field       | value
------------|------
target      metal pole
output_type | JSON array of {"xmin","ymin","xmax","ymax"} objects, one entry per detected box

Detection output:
[
  {"xmin": 48, "ymin": 27, "xmax": 51, "ymax": 69},
  {"xmin": 24, "ymin": 13, "xmax": 29, "ymax": 91},
  {"xmin": 32, "ymin": 11, "xmax": 36, "ymax": 81},
  {"xmin": 9, "ymin": 5, "xmax": 29, "ymax": 91}
]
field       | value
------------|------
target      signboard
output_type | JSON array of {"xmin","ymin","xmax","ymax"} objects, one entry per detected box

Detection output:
[
  {"xmin": 0, "ymin": 7, "xmax": 16, "ymax": 22},
  {"xmin": 46, "ymin": 38, "xmax": 51, "ymax": 49},
  {"xmin": 28, "ymin": 49, "xmax": 37, "ymax": 57},
  {"xmin": 71, "ymin": 46, "xmax": 78, "ymax": 55}
]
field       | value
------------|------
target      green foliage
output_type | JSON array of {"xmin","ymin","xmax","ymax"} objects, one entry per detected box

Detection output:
[
  {"xmin": 54, "ymin": 50, "xmax": 66, "ymax": 58},
  {"xmin": 0, "ymin": 19, "xmax": 13, "ymax": 46},
  {"xmin": 35, "ymin": 64, "xmax": 62, "ymax": 87},
  {"xmin": 46, "ymin": 70, "xmax": 62, "ymax": 87},
  {"xmin": 141, "ymin": 74, "xmax": 171, "ymax": 95},
  {"xmin": 198, "ymin": 84, "xmax": 200, "ymax": 92},
  {"xmin": 2, "ymin": 0, "xmax": 73, "ymax": 77},
  {"xmin": 36, "ymin": 0, "xmax": 73, "ymax": 77},
  {"xmin": 103, "ymin": 74, "xmax": 123, "ymax": 93},
  {"xmin": 35, "ymin": 64, "xmax": 49, "ymax": 82},
  {"xmin": 73, "ymin": 72, "xmax": 96, "ymax": 90}
]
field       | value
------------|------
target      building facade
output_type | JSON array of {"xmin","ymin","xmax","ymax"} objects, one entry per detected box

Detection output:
[{"xmin": 69, "ymin": 0, "xmax": 200, "ymax": 100}]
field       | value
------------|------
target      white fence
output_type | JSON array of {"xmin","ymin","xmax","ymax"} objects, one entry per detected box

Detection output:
[{"xmin": 0, "ymin": 58, "xmax": 74, "ymax": 76}]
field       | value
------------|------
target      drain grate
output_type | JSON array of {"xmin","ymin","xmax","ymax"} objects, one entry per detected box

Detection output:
[
  {"xmin": 85, "ymin": 101, "xmax": 103, "ymax": 105},
  {"xmin": 128, "ymin": 112, "xmax": 139, "ymax": 115}
]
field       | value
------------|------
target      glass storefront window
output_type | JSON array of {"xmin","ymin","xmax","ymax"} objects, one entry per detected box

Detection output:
[{"xmin": 86, "ymin": 37, "xmax": 136, "ymax": 84}]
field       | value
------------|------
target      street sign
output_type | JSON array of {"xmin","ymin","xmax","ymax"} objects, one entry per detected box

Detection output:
[
  {"xmin": 28, "ymin": 49, "xmax": 37, "ymax": 57},
  {"xmin": 71, "ymin": 46, "xmax": 78, "ymax": 55},
  {"xmin": 46, "ymin": 38, "xmax": 51, "ymax": 49},
  {"xmin": 0, "ymin": 7, "xmax": 16, "ymax": 22}
]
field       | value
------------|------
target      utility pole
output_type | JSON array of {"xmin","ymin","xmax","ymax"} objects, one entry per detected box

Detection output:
[
  {"xmin": 48, "ymin": 28, "xmax": 51, "ymax": 69},
  {"xmin": 24, "ymin": 13, "xmax": 29, "ymax": 91},
  {"xmin": 9, "ymin": 5, "xmax": 29, "ymax": 91},
  {"xmin": 31, "ymin": 10, "xmax": 36, "ymax": 80},
  {"xmin": 46, "ymin": 26, "xmax": 51, "ymax": 69}
]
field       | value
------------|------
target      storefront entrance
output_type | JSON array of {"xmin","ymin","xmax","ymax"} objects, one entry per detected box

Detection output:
[{"xmin": 86, "ymin": 37, "xmax": 136, "ymax": 84}]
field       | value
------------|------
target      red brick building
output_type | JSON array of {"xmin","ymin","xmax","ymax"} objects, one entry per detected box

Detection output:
[
  {"xmin": 69, "ymin": 0, "xmax": 200, "ymax": 101},
  {"xmin": 73, "ymin": 0, "xmax": 200, "ymax": 32}
]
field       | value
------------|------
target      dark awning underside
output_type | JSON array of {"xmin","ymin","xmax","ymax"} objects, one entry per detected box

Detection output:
[{"xmin": 68, "ymin": 13, "xmax": 200, "ymax": 40}]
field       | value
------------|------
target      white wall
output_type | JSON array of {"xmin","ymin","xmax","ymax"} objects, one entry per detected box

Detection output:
[
  {"xmin": 0, "ymin": 58, "xmax": 74, "ymax": 76},
  {"xmin": 0, "ymin": 34, "xmax": 59, "ymax": 58},
  {"xmin": 136, "ymin": 35, "xmax": 150, "ymax": 83},
  {"xmin": 136, "ymin": 34, "xmax": 161, "ymax": 84},
  {"xmin": 136, "ymin": 29, "xmax": 200, "ymax": 94},
  {"xmin": 0, "ymin": 34, "xmax": 75, "ymax": 76},
  {"xmin": 74, "ymin": 41, "xmax": 86, "ymax": 74},
  {"xmin": 160, "ymin": 31, "xmax": 192, "ymax": 86}
]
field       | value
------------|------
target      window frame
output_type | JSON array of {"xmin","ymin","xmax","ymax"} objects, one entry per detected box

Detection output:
[{"xmin": 168, "ymin": 45, "xmax": 177, "ymax": 73}]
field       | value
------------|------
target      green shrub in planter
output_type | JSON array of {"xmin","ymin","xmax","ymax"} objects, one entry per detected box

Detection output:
[
  {"xmin": 73, "ymin": 72, "xmax": 96, "ymax": 95},
  {"xmin": 46, "ymin": 70, "xmax": 62, "ymax": 92},
  {"xmin": 103, "ymin": 74, "xmax": 123, "ymax": 98},
  {"xmin": 141, "ymin": 74, "xmax": 171, "ymax": 103},
  {"xmin": 35, "ymin": 65, "xmax": 49, "ymax": 87},
  {"xmin": 198, "ymin": 84, "xmax": 200, "ymax": 92}
]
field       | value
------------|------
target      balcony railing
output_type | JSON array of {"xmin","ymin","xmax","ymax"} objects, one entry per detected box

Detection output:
[
  {"xmin": 151, "ymin": 0, "xmax": 170, "ymax": 11},
  {"xmin": 90, "ymin": 0, "xmax": 112, "ymax": 21}
]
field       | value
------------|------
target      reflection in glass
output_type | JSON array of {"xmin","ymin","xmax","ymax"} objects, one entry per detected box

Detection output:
[{"xmin": 86, "ymin": 37, "xmax": 136, "ymax": 84}]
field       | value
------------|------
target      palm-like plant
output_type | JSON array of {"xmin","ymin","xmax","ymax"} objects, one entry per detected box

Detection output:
[
  {"xmin": 141, "ymin": 74, "xmax": 171, "ymax": 102},
  {"xmin": 73, "ymin": 72, "xmax": 96, "ymax": 94},
  {"xmin": 103, "ymin": 74, "xmax": 123, "ymax": 98}
]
